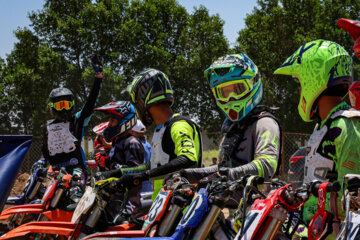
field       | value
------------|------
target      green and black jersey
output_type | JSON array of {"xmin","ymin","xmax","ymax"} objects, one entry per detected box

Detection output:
[{"xmin": 121, "ymin": 113, "xmax": 202, "ymax": 197}]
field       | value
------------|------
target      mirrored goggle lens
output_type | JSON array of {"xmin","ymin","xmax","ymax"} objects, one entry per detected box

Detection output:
[
  {"xmin": 216, "ymin": 81, "xmax": 249, "ymax": 99},
  {"xmin": 52, "ymin": 100, "xmax": 73, "ymax": 110}
]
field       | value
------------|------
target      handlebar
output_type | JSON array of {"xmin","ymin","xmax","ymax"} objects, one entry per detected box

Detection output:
[{"xmin": 310, "ymin": 181, "xmax": 341, "ymax": 197}]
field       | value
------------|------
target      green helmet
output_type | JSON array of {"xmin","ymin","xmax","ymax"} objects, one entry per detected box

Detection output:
[
  {"xmin": 204, "ymin": 54, "xmax": 262, "ymax": 121},
  {"xmin": 274, "ymin": 40, "xmax": 353, "ymax": 122},
  {"xmin": 127, "ymin": 68, "xmax": 174, "ymax": 126}
]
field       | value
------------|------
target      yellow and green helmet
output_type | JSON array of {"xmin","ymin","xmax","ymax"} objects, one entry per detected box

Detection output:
[
  {"xmin": 127, "ymin": 68, "xmax": 174, "ymax": 126},
  {"xmin": 274, "ymin": 40, "xmax": 353, "ymax": 122},
  {"xmin": 204, "ymin": 54, "xmax": 262, "ymax": 121}
]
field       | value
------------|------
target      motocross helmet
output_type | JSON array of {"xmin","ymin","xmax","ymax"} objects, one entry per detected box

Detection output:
[
  {"xmin": 127, "ymin": 68, "xmax": 174, "ymax": 126},
  {"xmin": 337, "ymin": 18, "xmax": 360, "ymax": 58},
  {"xmin": 204, "ymin": 54, "xmax": 262, "ymax": 121},
  {"xmin": 48, "ymin": 87, "xmax": 74, "ymax": 121},
  {"xmin": 274, "ymin": 40, "xmax": 353, "ymax": 122},
  {"xmin": 94, "ymin": 101, "xmax": 137, "ymax": 142}
]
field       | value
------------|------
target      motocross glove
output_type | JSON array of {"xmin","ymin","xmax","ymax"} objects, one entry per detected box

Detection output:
[
  {"xmin": 116, "ymin": 171, "xmax": 149, "ymax": 188},
  {"xmin": 91, "ymin": 54, "xmax": 103, "ymax": 74},
  {"xmin": 95, "ymin": 152, "xmax": 109, "ymax": 168},
  {"xmin": 95, "ymin": 168, "xmax": 122, "ymax": 180}
]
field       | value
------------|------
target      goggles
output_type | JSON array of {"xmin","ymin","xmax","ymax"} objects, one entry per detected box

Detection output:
[
  {"xmin": 213, "ymin": 80, "xmax": 250, "ymax": 102},
  {"xmin": 49, "ymin": 100, "xmax": 74, "ymax": 111}
]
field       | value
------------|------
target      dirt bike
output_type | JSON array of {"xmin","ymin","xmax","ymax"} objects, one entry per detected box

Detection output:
[
  {"xmin": 337, "ymin": 174, "xmax": 360, "ymax": 240},
  {"xmin": 0, "ymin": 174, "xmax": 193, "ymax": 240},
  {"xmin": 0, "ymin": 167, "xmax": 73, "ymax": 232},
  {"xmin": 81, "ymin": 174, "xmax": 195, "ymax": 239},
  {"xmin": 117, "ymin": 174, "xmax": 264, "ymax": 240},
  {"xmin": 5, "ymin": 160, "xmax": 46, "ymax": 206},
  {"xmin": 236, "ymin": 180, "xmax": 340, "ymax": 240}
]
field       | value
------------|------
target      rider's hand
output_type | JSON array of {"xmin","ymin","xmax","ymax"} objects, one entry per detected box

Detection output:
[
  {"xmin": 95, "ymin": 152, "xmax": 109, "ymax": 168},
  {"xmin": 116, "ymin": 172, "xmax": 149, "ymax": 188},
  {"xmin": 95, "ymin": 170, "xmax": 115, "ymax": 180},
  {"xmin": 91, "ymin": 54, "xmax": 103, "ymax": 78},
  {"xmin": 198, "ymin": 173, "xmax": 219, "ymax": 188}
]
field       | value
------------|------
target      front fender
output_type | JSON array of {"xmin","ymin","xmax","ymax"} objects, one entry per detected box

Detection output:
[
  {"xmin": 0, "ymin": 221, "xmax": 80, "ymax": 239},
  {"xmin": 0, "ymin": 203, "xmax": 45, "ymax": 220}
]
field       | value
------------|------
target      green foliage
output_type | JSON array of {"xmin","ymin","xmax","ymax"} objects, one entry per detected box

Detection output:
[
  {"xmin": 236, "ymin": 0, "xmax": 360, "ymax": 132},
  {"xmin": 1, "ymin": 0, "xmax": 229, "ymax": 135}
]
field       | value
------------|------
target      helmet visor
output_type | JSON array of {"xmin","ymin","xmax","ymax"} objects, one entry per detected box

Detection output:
[
  {"xmin": 49, "ymin": 100, "xmax": 74, "ymax": 111},
  {"xmin": 215, "ymin": 80, "xmax": 250, "ymax": 101}
]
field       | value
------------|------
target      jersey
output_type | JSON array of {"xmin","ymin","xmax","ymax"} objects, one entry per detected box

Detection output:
[
  {"xmin": 42, "ymin": 77, "xmax": 102, "ymax": 171},
  {"xmin": 220, "ymin": 107, "xmax": 281, "ymax": 179},
  {"xmin": 119, "ymin": 113, "xmax": 202, "ymax": 198},
  {"xmin": 184, "ymin": 107, "xmax": 281, "ymax": 182},
  {"xmin": 304, "ymin": 102, "xmax": 360, "ymax": 223},
  {"xmin": 108, "ymin": 135, "xmax": 144, "ymax": 170}
]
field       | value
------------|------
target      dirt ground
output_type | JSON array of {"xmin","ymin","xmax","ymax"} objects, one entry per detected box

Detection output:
[
  {"xmin": 9, "ymin": 173, "xmax": 30, "ymax": 197},
  {"xmin": 0, "ymin": 173, "xmax": 30, "ymax": 224}
]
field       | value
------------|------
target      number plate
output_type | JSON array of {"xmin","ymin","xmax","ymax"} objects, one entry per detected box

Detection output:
[
  {"xmin": 142, "ymin": 189, "xmax": 171, "ymax": 231},
  {"xmin": 71, "ymin": 186, "xmax": 96, "ymax": 223},
  {"xmin": 178, "ymin": 188, "xmax": 208, "ymax": 227},
  {"xmin": 234, "ymin": 207, "xmax": 266, "ymax": 240}
]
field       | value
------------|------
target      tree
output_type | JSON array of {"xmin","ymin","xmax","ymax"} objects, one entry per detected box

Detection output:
[
  {"xmin": 1, "ymin": 28, "xmax": 67, "ymax": 134},
  {"xmin": 236, "ymin": 0, "xmax": 360, "ymax": 132},
  {"xmin": 2, "ymin": 0, "xmax": 229, "ymax": 135}
]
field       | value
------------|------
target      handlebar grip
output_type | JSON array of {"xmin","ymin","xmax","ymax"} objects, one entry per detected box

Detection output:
[
  {"xmin": 311, "ymin": 181, "xmax": 341, "ymax": 197},
  {"xmin": 326, "ymin": 181, "xmax": 341, "ymax": 192},
  {"xmin": 254, "ymin": 176, "xmax": 264, "ymax": 185}
]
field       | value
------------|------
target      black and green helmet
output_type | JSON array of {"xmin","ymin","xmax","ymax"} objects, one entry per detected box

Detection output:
[{"xmin": 127, "ymin": 69, "xmax": 174, "ymax": 126}]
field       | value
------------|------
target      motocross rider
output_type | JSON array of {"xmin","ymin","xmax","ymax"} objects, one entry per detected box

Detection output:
[
  {"xmin": 182, "ymin": 54, "xmax": 281, "ymax": 183},
  {"xmin": 94, "ymin": 101, "xmax": 145, "ymax": 219},
  {"xmin": 114, "ymin": 68, "xmax": 202, "ymax": 199},
  {"xmin": 274, "ymin": 40, "xmax": 360, "ymax": 222},
  {"xmin": 41, "ymin": 55, "xmax": 103, "ymax": 201}
]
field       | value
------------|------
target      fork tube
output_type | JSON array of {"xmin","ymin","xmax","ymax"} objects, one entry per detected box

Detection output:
[
  {"xmin": 28, "ymin": 182, "xmax": 42, "ymax": 200},
  {"xmin": 50, "ymin": 188, "xmax": 64, "ymax": 208},
  {"xmin": 192, "ymin": 205, "xmax": 222, "ymax": 240},
  {"xmin": 158, "ymin": 204, "xmax": 182, "ymax": 236}
]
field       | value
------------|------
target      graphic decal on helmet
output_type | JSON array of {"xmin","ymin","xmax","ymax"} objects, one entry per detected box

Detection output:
[
  {"xmin": 204, "ymin": 54, "xmax": 262, "ymax": 122},
  {"xmin": 94, "ymin": 101, "xmax": 137, "ymax": 141},
  {"xmin": 274, "ymin": 40, "xmax": 353, "ymax": 122}
]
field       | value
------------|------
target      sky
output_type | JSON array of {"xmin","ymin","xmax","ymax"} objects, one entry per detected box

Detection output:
[{"xmin": 0, "ymin": 0, "xmax": 258, "ymax": 59}]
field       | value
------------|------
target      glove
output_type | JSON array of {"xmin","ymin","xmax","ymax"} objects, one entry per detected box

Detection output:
[
  {"xmin": 116, "ymin": 172, "xmax": 149, "ymax": 189},
  {"xmin": 95, "ymin": 152, "xmax": 109, "ymax": 168},
  {"xmin": 163, "ymin": 169, "xmax": 186, "ymax": 184},
  {"xmin": 95, "ymin": 169, "xmax": 121, "ymax": 180},
  {"xmin": 198, "ymin": 173, "xmax": 219, "ymax": 188},
  {"xmin": 91, "ymin": 54, "xmax": 103, "ymax": 74}
]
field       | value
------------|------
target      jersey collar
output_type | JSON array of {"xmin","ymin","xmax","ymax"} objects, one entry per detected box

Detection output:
[{"xmin": 319, "ymin": 101, "xmax": 350, "ymax": 128}]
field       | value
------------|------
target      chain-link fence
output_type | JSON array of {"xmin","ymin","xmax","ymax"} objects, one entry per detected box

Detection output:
[
  {"xmin": 21, "ymin": 136, "xmax": 42, "ymax": 173},
  {"xmin": 280, "ymin": 132, "xmax": 310, "ymax": 181}
]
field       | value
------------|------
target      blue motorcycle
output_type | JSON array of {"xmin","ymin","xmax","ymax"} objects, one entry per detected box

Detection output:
[
  {"xmin": 124, "ymin": 174, "xmax": 264, "ymax": 240},
  {"xmin": 6, "ymin": 159, "xmax": 46, "ymax": 206}
]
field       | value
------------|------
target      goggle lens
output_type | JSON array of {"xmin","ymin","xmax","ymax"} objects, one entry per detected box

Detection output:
[
  {"xmin": 50, "ymin": 100, "xmax": 74, "ymax": 111},
  {"xmin": 216, "ymin": 81, "xmax": 249, "ymax": 100}
]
